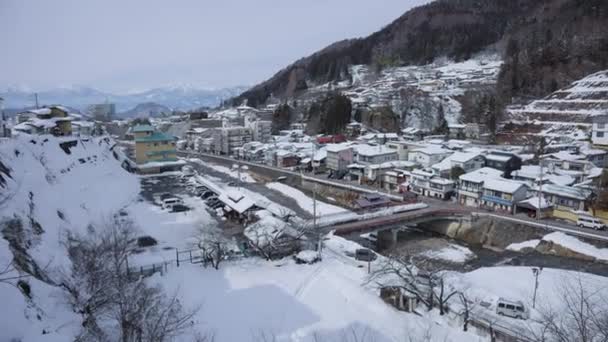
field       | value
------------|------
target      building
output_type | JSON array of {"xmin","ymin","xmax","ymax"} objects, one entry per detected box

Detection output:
[
  {"xmin": 485, "ymin": 151, "xmax": 522, "ymax": 178},
  {"xmin": 410, "ymin": 169, "xmax": 455, "ymax": 199},
  {"xmin": 458, "ymin": 167, "xmax": 504, "ymax": 207},
  {"xmin": 580, "ymin": 148, "xmax": 608, "ymax": 168},
  {"xmin": 448, "ymin": 124, "xmax": 466, "ymax": 139},
  {"xmin": 247, "ymin": 119, "xmax": 272, "ymax": 143},
  {"xmin": 133, "ymin": 124, "xmax": 178, "ymax": 165},
  {"xmin": 88, "ymin": 103, "xmax": 116, "ymax": 122},
  {"xmin": 409, "ymin": 145, "xmax": 453, "ymax": 167},
  {"xmin": 592, "ymin": 115, "xmax": 608, "ymax": 146},
  {"xmin": 13, "ymin": 106, "xmax": 73, "ymax": 136},
  {"xmin": 464, "ymin": 123, "xmax": 488, "ymax": 140},
  {"xmin": 213, "ymin": 127, "xmax": 252, "ymax": 155},
  {"xmin": 355, "ymin": 145, "xmax": 399, "ymax": 165},
  {"xmin": 431, "ymin": 152, "xmax": 485, "ymax": 178},
  {"xmin": 326, "ymin": 144, "xmax": 354, "ymax": 178},
  {"xmin": 480, "ymin": 179, "xmax": 527, "ymax": 214},
  {"xmin": 534, "ymin": 184, "xmax": 591, "ymax": 212}
]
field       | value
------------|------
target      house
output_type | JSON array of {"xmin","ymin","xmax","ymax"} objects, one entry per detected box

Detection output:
[
  {"xmin": 533, "ymin": 184, "xmax": 591, "ymax": 212},
  {"xmin": 484, "ymin": 151, "xmax": 522, "ymax": 178},
  {"xmin": 448, "ymin": 124, "xmax": 466, "ymax": 139},
  {"xmin": 580, "ymin": 148, "xmax": 608, "ymax": 168},
  {"xmin": 276, "ymin": 150, "xmax": 300, "ymax": 168},
  {"xmin": 464, "ymin": 123, "xmax": 488, "ymax": 140},
  {"xmin": 312, "ymin": 148, "xmax": 327, "ymax": 172},
  {"xmin": 353, "ymin": 194, "xmax": 392, "ymax": 210},
  {"xmin": 591, "ymin": 114, "xmax": 608, "ymax": 146},
  {"xmin": 401, "ymin": 127, "xmax": 426, "ymax": 141},
  {"xmin": 511, "ymin": 165, "xmax": 575, "ymax": 187},
  {"xmin": 317, "ymin": 134, "xmax": 346, "ymax": 144},
  {"xmin": 355, "ymin": 144, "xmax": 399, "ymax": 165},
  {"xmin": 431, "ymin": 152, "xmax": 485, "ymax": 178},
  {"xmin": 410, "ymin": 169, "xmax": 455, "ymax": 199},
  {"xmin": 13, "ymin": 106, "xmax": 73, "ymax": 136},
  {"xmin": 480, "ymin": 179, "xmax": 527, "ymax": 214},
  {"xmin": 458, "ymin": 167, "xmax": 504, "ymax": 207},
  {"xmin": 345, "ymin": 122, "xmax": 362, "ymax": 138},
  {"xmin": 133, "ymin": 125, "xmax": 178, "ymax": 165},
  {"xmin": 189, "ymin": 111, "xmax": 208, "ymax": 121},
  {"xmin": 516, "ymin": 196, "xmax": 553, "ymax": 219},
  {"xmin": 326, "ymin": 144, "xmax": 353, "ymax": 178},
  {"xmin": 409, "ymin": 145, "xmax": 453, "ymax": 167}
]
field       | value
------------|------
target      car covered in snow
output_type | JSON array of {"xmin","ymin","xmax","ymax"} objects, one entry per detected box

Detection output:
[
  {"xmin": 161, "ymin": 197, "xmax": 184, "ymax": 210},
  {"xmin": 496, "ymin": 298, "xmax": 529, "ymax": 320}
]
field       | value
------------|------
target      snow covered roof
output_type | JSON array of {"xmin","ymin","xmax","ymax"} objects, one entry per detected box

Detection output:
[
  {"xmin": 483, "ymin": 178, "xmax": 525, "ymax": 194},
  {"xmin": 367, "ymin": 160, "xmax": 417, "ymax": 170},
  {"xmin": 485, "ymin": 154, "xmax": 512, "ymax": 162},
  {"xmin": 536, "ymin": 184, "xmax": 591, "ymax": 200},
  {"xmin": 354, "ymin": 144, "xmax": 397, "ymax": 157},
  {"xmin": 547, "ymin": 151, "xmax": 585, "ymax": 162},
  {"xmin": 27, "ymin": 108, "xmax": 51, "ymax": 115},
  {"xmin": 412, "ymin": 145, "xmax": 452, "ymax": 156},
  {"xmin": 432, "ymin": 152, "xmax": 482, "ymax": 172},
  {"xmin": 430, "ymin": 178, "xmax": 455, "ymax": 186},
  {"xmin": 518, "ymin": 196, "xmax": 552, "ymax": 210},
  {"xmin": 325, "ymin": 143, "xmax": 353, "ymax": 153},
  {"xmin": 218, "ymin": 190, "xmax": 256, "ymax": 214},
  {"xmin": 313, "ymin": 148, "xmax": 327, "ymax": 161}
]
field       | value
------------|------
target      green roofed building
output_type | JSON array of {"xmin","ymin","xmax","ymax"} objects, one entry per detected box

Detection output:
[{"xmin": 134, "ymin": 126, "xmax": 177, "ymax": 165}]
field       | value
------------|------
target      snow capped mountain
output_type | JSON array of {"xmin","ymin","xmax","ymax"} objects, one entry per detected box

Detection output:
[{"xmin": 0, "ymin": 85, "xmax": 249, "ymax": 114}]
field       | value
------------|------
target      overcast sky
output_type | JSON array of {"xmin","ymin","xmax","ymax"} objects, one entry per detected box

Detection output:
[{"xmin": 0, "ymin": 0, "xmax": 428, "ymax": 93}]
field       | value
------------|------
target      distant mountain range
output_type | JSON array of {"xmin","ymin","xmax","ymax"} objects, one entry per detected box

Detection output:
[{"xmin": 1, "ymin": 85, "xmax": 249, "ymax": 116}]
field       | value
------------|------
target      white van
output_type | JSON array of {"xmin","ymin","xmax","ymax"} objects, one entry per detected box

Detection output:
[
  {"xmin": 162, "ymin": 197, "xmax": 183, "ymax": 210},
  {"xmin": 496, "ymin": 298, "xmax": 528, "ymax": 320},
  {"xmin": 577, "ymin": 216, "xmax": 607, "ymax": 230}
]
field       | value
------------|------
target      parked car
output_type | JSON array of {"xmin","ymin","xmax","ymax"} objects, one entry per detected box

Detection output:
[
  {"xmin": 355, "ymin": 248, "xmax": 377, "ymax": 262},
  {"xmin": 496, "ymin": 298, "xmax": 529, "ymax": 320},
  {"xmin": 161, "ymin": 197, "xmax": 183, "ymax": 210},
  {"xmin": 171, "ymin": 204, "xmax": 189, "ymax": 213},
  {"xmin": 577, "ymin": 216, "xmax": 607, "ymax": 230}
]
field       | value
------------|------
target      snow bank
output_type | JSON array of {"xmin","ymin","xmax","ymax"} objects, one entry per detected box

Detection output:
[
  {"xmin": 506, "ymin": 239, "xmax": 541, "ymax": 251},
  {"xmin": 0, "ymin": 135, "xmax": 140, "ymax": 341},
  {"xmin": 266, "ymin": 182, "xmax": 349, "ymax": 216},
  {"xmin": 542, "ymin": 232, "xmax": 608, "ymax": 261},
  {"xmin": 154, "ymin": 234, "xmax": 474, "ymax": 342},
  {"xmin": 188, "ymin": 158, "xmax": 256, "ymax": 183},
  {"xmin": 421, "ymin": 244, "xmax": 475, "ymax": 263}
]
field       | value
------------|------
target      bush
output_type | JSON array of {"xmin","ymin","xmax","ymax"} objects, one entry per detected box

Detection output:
[{"xmin": 137, "ymin": 236, "xmax": 158, "ymax": 248}]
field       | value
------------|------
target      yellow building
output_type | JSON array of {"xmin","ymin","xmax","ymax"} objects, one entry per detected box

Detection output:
[
  {"xmin": 132, "ymin": 125, "xmax": 177, "ymax": 165},
  {"xmin": 13, "ymin": 106, "xmax": 73, "ymax": 136}
]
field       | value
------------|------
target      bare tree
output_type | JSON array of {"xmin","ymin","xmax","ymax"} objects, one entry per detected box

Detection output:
[
  {"xmin": 369, "ymin": 253, "xmax": 457, "ymax": 315},
  {"xmin": 526, "ymin": 277, "xmax": 608, "ymax": 342},
  {"xmin": 457, "ymin": 291, "xmax": 478, "ymax": 332},
  {"xmin": 61, "ymin": 216, "xmax": 200, "ymax": 342},
  {"xmin": 245, "ymin": 221, "xmax": 307, "ymax": 261},
  {"xmin": 197, "ymin": 228, "xmax": 231, "ymax": 270}
]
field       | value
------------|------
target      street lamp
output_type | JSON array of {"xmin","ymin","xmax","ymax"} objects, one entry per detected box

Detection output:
[{"xmin": 532, "ymin": 267, "xmax": 543, "ymax": 308}]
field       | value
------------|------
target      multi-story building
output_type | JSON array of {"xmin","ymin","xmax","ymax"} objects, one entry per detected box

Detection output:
[
  {"xmin": 213, "ymin": 127, "xmax": 252, "ymax": 155},
  {"xmin": 485, "ymin": 151, "xmax": 522, "ymax": 178},
  {"xmin": 480, "ymin": 178, "xmax": 527, "ymax": 214},
  {"xmin": 355, "ymin": 144, "xmax": 398, "ymax": 165},
  {"xmin": 458, "ymin": 167, "xmax": 503, "ymax": 207},
  {"xmin": 410, "ymin": 169, "xmax": 455, "ymax": 199},
  {"xmin": 409, "ymin": 145, "xmax": 453, "ymax": 167},
  {"xmin": 592, "ymin": 114, "xmax": 608, "ymax": 146},
  {"xmin": 431, "ymin": 152, "xmax": 485, "ymax": 178},
  {"xmin": 326, "ymin": 144, "xmax": 354, "ymax": 177},
  {"xmin": 88, "ymin": 103, "xmax": 116, "ymax": 122},
  {"xmin": 246, "ymin": 119, "xmax": 271, "ymax": 143},
  {"xmin": 133, "ymin": 124, "xmax": 177, "ymax": 165}
]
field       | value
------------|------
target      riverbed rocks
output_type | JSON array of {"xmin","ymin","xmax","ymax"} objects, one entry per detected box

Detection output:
[{"xmin": 535, "ymin": 240, "xmax": 596, "ymax": 262}]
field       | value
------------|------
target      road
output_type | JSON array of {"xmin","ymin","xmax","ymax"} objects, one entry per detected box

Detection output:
[{"xmin": 179, "ymin": 150, "xmax": 608, "ymax": 242}]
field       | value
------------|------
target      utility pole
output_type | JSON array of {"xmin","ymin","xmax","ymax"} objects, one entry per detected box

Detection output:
[
  {"xmin": 312, "ymin": 142, "xmax": 321, "ymax": 255},
  {"xmin": 537, "ymin": 157, "xmax": 543, "ymax": 221},
  {"xmin": 532, "ymin": 267, "xmax": 543, "ymax": 308},
  {"xmin": 34, "ymin": 93, "xmax": 39, "ymax": 109},
  {"xmin": 0, "ymin": 97, "xmax": 5, "ymax": 138}
]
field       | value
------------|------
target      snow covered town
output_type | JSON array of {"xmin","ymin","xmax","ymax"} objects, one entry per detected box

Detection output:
[
  {"xmin": 3, "ymin": 1, "xmax": 608, "ymax": 341},
  {"xmin": 4, "ymin": 80, "xmax": 608, "ymax": 341}
]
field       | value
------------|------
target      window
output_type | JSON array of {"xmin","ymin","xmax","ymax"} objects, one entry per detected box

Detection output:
[
  {"xmin": 597, "ymin": 132, "xmax": 605, "ymax": 138},
  {"xmin": 598, "ymin": 123, "xmax": 605, "ymax": 129}
]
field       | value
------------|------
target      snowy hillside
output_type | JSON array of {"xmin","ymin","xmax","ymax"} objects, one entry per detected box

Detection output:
[
  {"xmin": 0, "ymin": 135, "xmax": 140, "ymax": 341},
  {"xmin": 508, "ymin": 70, "xmax": 608, "ymax": 123},
  {"xmin": 300, "ymin": 55, "xmax": 502, "ymax": 130}
]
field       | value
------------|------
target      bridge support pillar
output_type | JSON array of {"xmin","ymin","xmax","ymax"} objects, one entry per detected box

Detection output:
[{"xmin": 377, "ymin": 229, "xmax": 399, "ymax": 251}]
